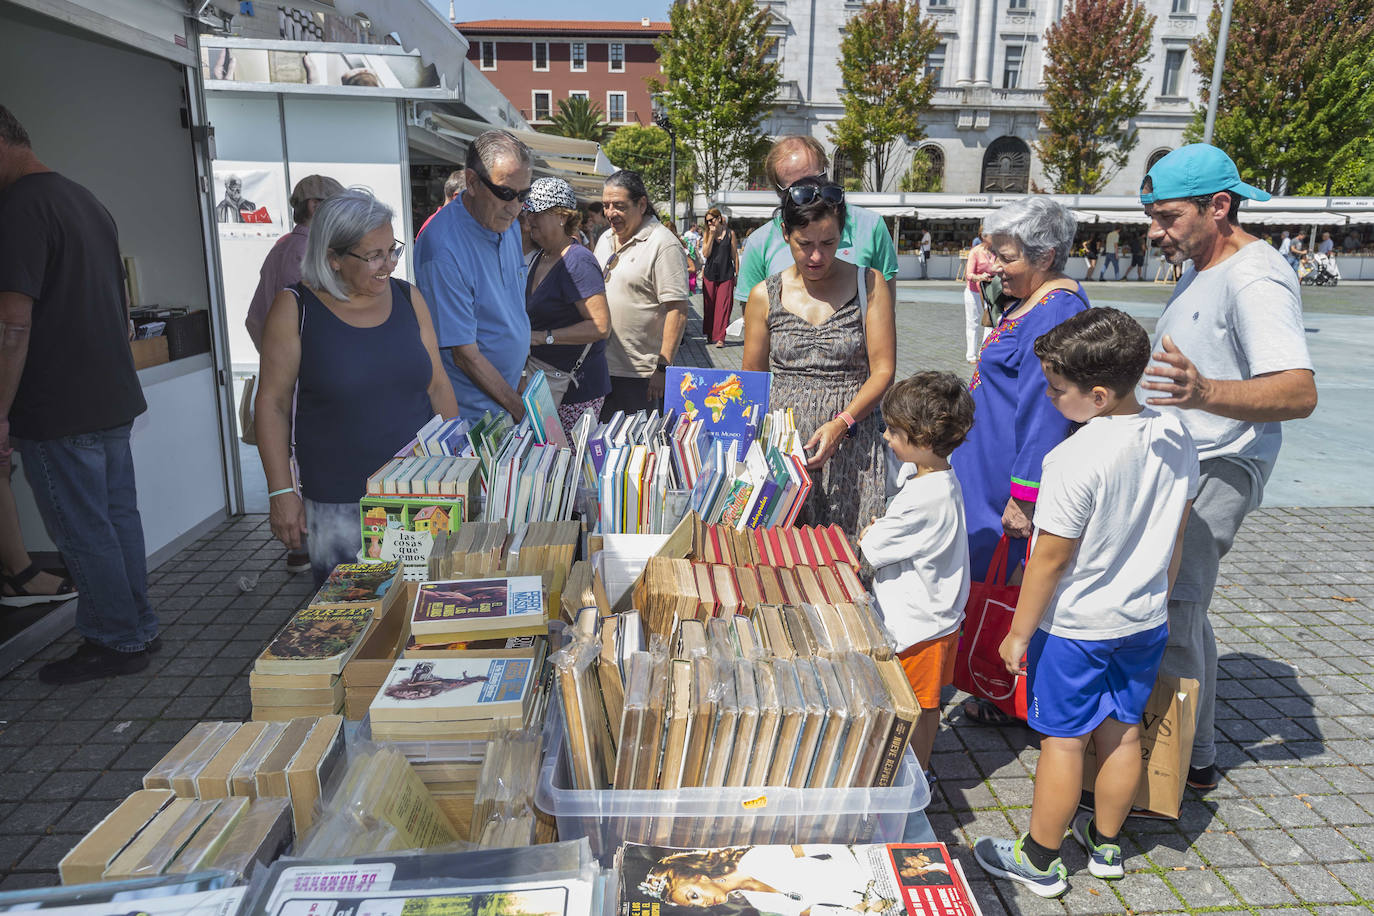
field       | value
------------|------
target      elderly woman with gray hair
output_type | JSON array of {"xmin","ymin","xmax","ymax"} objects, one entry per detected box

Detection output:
[
  {"xmin": 256, "ymin": 188, "xmax": 457, "ymax": 585},
  {"xmin": 951, "ymin": 197, "xmax": 1087, "ymax": 721}
]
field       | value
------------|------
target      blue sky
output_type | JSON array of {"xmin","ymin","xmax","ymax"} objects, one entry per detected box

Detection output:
[{"xmin": 425, "ymin": 0, "xmax": 672, "ymax": 21}]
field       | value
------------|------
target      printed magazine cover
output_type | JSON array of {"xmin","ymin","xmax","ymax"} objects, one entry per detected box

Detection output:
[
  {"xmin": 370, "ymin": 658, "xmax": 536, "ymax": 722},
  {"xmin": 259, "ymin": 606, "xmax": 372, "ymax": 665},
  {"xmin": 617, "ymin": 843, "xmax": 978, "ymax": 916},
  {"xmin": 411, "ymin": 576, "xmax": 544, "ymax": 632}
]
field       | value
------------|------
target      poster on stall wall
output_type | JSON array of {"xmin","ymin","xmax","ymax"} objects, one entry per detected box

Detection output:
[{"xmin": 213, "ymin": 166, "xmax": 288, "ymax": 239}]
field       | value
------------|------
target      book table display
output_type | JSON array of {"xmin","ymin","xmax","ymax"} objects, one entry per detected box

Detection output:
[{"xmin": 15, "ymin": 387, "xmax": 972, "ymax": 916}]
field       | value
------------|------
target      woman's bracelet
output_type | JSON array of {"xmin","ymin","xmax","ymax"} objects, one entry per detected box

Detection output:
[
  {"xmin": 267, "ymin": 487, "xmax": 296, "ymax": 499},
  {"xmin": 835, "ymin": 411, "xmax": 856, "ymax": 429}
]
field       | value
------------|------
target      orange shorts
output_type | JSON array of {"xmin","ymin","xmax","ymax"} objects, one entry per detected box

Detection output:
[{"xmin": 897, "ymin": 631, "xmax": 960, "ymax": 709}]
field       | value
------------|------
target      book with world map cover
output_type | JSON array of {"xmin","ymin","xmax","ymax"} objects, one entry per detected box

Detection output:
[{"xmin": 665, "ymin": 367, "xmax": 770, "ymax": 447}]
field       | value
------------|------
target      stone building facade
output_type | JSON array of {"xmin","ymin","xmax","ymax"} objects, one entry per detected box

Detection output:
[{"xmin": 755, "ymin": 0, "xmax": 1206, "ymax": 195}]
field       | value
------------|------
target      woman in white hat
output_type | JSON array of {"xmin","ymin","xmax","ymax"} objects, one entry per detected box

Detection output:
[{"xmin": 523, "ymin": 177, "xmax": 612, "ymax": 436}]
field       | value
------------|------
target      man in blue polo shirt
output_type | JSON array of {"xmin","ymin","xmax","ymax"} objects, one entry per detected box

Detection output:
[
  {"xmin": 734, "ymin": 135, "xmax": 899, "ymax": 307},
  {"xmin": 416, "ymin": 130, "xmax": 532, "ymax": 420}
]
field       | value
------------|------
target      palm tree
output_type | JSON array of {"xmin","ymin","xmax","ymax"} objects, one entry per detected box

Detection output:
[{"xmin": 547, "ymin": 96, "xmax": 609, "ymax": 142}]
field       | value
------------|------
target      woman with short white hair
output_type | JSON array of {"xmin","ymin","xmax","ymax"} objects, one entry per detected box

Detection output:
[
  {"xmin": 951, "ymin": 196, "xmax": 1088, "ymax": 723},
  {"xmin": 256, "ymin": 188, "xmax": 457, "ymax": 585}
]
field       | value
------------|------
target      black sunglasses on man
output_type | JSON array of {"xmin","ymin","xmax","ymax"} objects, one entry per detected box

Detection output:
[{"xmin": 472, "ymin": 168, "xmax": 531, "ymax": 203}]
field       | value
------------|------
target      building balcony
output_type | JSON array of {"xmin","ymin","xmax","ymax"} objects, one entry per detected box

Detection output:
[
  {"xmin": 931, "ymin": 86, "xmax": 1046, "ymax": 110},
  {"xmin": 521, "ymin": 108, "xmax": 647, "ymax": 126},
  {"xmin": 773, "ymin": 79, "xmax": 805, "ymax": 108}
]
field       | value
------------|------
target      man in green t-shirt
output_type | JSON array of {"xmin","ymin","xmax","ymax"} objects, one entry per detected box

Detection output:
[{"xmin": 733, "ymin": 135, "xmax": 899, "ymax": 306}]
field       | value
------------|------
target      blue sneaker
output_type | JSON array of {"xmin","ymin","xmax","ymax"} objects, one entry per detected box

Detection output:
[
  {"xmin": 1071, "ymin": 811, "xmax": 1124, "ymax": 879},
  {"xmin": 973, "ymin": 835, "xmax": 1068, "ymax": 898}
]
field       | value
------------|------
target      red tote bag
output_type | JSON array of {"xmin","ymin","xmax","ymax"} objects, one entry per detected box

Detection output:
[{"xmin": 953, "ymin": 535, "xmax": 1029, "ymax": 720}]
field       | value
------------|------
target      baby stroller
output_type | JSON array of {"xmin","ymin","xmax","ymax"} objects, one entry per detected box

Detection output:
[{"xmin": 1300, "ymin": 251, "xmax": 1341, "ymax": 287}]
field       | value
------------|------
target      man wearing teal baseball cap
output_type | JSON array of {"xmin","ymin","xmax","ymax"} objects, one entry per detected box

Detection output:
[{"xmin": 1138, "ymin": 144, "xmax": 1317, "ymax": 794}]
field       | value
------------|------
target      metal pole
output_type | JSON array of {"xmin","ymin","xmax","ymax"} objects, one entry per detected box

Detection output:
[
  {"xmin": 668, "ymin": 132, "xmax": 677, "ymax": 228},
  {"xmin": 1203, "ymin": 0, "xmax": 1234, "ymax": 145}
]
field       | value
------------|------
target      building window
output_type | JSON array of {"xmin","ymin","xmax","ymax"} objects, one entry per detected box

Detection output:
[
  {"xmin": 1007, "ymin": 0, "xmax": 1028, "ymax": 8},
  {"xmin": 981, "ymin": 136, "xmax": 1031, "ymax": 193},
  {"xmin": 1003, "ymin": 45, "xmax": 1023, "ymax": 89},
  {"xmin": 479, "ymin": 41, "xmax": 496, "ymax": 71},
  {"xmin": 570, "ymin": 41, "xmax": 586, "ymax": 71},
  {"xmin": 925, "ymin": 43, "xmax": 946, "ymax": 86},
  {"xmin": 1170, "ymin": 0, "xmax": 1191, "ymax": 12},
  {"xmin": 609, "ymin": 42, "xmax": 625, "ymax": 72},
  {"xmin": 1162, "ymin": 49, "xmax": 1185, "ymax": 95},
  {"xmin": 1146, "ymin": 148, "xmax": 1172, "ymax": 170},
  {"xmin": 763, "ymin": 37, "xmax": 780, "ymax": 64},
  {"xmin": 832, "ymin": 148, "xmax": 862, "ymax": 189},
  {"xmin": 532, "ymin": 90, "xmax": 552, "ymax": 121},
  {"xmin": 927, "ymin": 0, "xmax": 951, "ymax": 6},
  {"xmin": 533, "ymin": 41, "xmax": 549, "ymax": 71},
  {"xmin": 569, "ymin": 90, "xmax": 589, "ymax": 101},
  {"xmin": 607, "ymin": 91, "xmax": 626, "ymax": 122}
]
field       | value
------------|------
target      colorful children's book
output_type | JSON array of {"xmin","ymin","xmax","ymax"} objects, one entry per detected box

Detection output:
[
  {"xmin": 665, "ymin": 367, "xmax": 771, "ymax": 447},
  {"xmin": 410, "ymin": 575, "xmax": 546, "ymax": 641},
  {"xmin": 522, "ymin": 369, "xmax": 569, "ymax": 448}
]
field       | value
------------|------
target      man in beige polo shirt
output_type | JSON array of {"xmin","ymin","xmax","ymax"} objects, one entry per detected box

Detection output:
[{"xmin": 594, "ymin": 170, "xmax": 689, "ymax": 419}]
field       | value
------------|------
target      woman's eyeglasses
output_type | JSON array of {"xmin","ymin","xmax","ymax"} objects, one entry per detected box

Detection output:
[
  {"xmin": 473, "ymin": 169, "xmax": 531, "ymax": 203},
  {"xmin": 783, "ymin": 184, "xmax": 845, "ymax": 207},
  {"xmin": 344, "ymin": 242, "xmax": 405, "ymax": 268}
]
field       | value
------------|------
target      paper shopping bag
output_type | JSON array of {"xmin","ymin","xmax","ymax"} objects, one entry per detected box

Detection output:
[
  {"xmin": 1083, "ymin": 672, "xmax": 1199, "ymax": 818},
  {"xmin": 953, "ymin": 536, "xmax": 1028, "ymax": 720}
]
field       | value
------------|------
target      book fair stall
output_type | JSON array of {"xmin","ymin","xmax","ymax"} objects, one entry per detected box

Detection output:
[{"xmin": 0, "ymin": 364, "xmax": 1014, "ymax": 916}]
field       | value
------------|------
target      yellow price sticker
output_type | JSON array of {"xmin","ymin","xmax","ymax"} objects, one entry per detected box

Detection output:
[{"xmin": 741, "ymin": 795, "xmax": 768, "ymax": 810}]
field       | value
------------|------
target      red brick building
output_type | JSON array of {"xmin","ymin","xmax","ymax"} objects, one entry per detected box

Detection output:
[{"xmin": 455, "ymin": 19, "xmax": 669, "ymax": 129}]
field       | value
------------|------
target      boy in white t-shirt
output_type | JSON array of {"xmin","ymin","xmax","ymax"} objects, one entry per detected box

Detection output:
[
  {"xmin": 974, "ymin": 308, "xmax": 1198, "ymax": 898},
  {"xmin": 859, "ymin": 372, "xmax": 974, "ymax": 777}
]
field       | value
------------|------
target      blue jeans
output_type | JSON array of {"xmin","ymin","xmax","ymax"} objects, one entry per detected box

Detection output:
[{"xmin": 15, "ymin": 423, "xmax": 158, "ymax": 652}]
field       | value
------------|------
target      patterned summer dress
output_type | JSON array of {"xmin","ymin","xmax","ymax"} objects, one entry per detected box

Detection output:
[{"xmin": 765, "ymin": 271, "xmax": 886, "ymax": 536}]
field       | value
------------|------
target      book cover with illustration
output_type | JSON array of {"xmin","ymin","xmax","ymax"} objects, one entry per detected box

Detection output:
[
  {"xmin": 256, "ymin": 606, "xmax": 374, "ymax": 675},
  {"xmin": 310, "ymin": 561, "xmax": 401, "ymax": 606},
  {"xmin": 360, "ymin": 496, "xmax": 466, "ymax": 560},
  {"xmin": 616, "ymin": 843, "xmax": 978, "ymax": 916},
  {"xmin": 665, "ymin": 368, "xmax": 770, "ymax": 446},
  {"xmin": 410, "ymin": 576, "xmax": 546, "ymax": 639},
  {"xmin": 369, "ymin": 657, "xmax": 537, "ymax": 722}
]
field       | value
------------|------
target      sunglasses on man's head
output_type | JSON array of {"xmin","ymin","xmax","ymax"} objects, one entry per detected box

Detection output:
[
  {"xmin": 472, "ymin": 168, "xmax": 531, "ymax": 203},
  {"xmin": 784, "ymin": 184, "xmax": 845, "ymax": 207}
]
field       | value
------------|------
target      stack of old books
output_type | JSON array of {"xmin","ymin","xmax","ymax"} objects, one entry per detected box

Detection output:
[
  {"xmin": 251, "ymin": 561, "xmax": 403, "ymax": 720},
  {"xmin": 369, "ymin": 576, "xmax": 551, "ymax": 742},
  {"xmin": 553, "ymin": 601, "xmax": 917, "ymax": 819},
  {"xmin": 629, "ymin": 512, "xmax": 865, "ymax": 640}
]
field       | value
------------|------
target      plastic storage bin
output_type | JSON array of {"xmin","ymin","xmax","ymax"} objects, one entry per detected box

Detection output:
[{"xmin": 534, "ymin": 731, "xmax": 930, "ymax": 862}]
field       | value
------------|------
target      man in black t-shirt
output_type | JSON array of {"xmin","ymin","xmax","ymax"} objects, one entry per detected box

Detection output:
[{"xmin": 0, "ymin": 105, "xmax": 159, "ymax": 684}]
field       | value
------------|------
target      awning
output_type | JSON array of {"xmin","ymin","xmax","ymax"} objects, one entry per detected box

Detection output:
[
  {"xmin": 1242, "ymin": 210, "xmax": 1350, "ymax": 226},
  {"xmin": 422, "ymin": 111, "xmax": 615, "ymax": 198},
  {"xmin": 207, "ymin": 0, "xmax": 470, "ymax": 89},
  {"xmin": 1071, "ymin": 209, "xmax": 1151, "ymax": 225},
  {"xmin": 913, "ymin": 207, "xmax": 993, "ymax": 220}
]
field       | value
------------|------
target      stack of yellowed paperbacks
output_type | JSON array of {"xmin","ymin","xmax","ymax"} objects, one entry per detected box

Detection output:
[
  {"xmin": 253, "ymin": 561, "xmax": 405, "ymax": 721},
  {"xmin": 426, "ymin": 518, "xmax": 581, "ymax": 618},
  {"xmin": 56, "ymin": 714, "xmax": 342, "ymax": 884},
  {"xmin": 552, "ymin": 601, "xmax": 920, "ymax": 847}
]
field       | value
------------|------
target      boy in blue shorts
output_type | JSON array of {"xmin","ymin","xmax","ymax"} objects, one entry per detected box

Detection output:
[{"xmin": 973, "ymin": 308, "xmax": 1198, "ymax": 897}]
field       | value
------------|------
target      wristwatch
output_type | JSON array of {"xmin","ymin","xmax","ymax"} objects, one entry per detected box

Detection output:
[
  {"xmin": 544, "ymin": 331, "xmax": 556, "ymax": 346},
  {"xmin": 655, "ymin": 355, "xmax": 670, "ymax": 373}
]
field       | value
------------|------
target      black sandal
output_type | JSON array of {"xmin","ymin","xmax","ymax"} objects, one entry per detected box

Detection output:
[
  {"xmin": 0, "ymin": 563, "xmax": 78, "ymax": 608},
  {"xmin": 961, "ymin": 696, "xmax": 1019, "ymax": 726}
]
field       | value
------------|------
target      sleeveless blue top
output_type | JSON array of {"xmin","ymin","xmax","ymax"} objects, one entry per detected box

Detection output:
[{"xmin": 293, "ymin": 278, "xmax": 434, "ymax": 502}]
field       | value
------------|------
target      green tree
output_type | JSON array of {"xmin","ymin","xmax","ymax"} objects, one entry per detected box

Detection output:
[
  {"xmin": 829, "ymin": 0, "xmax": 940, "ymax": 192},
  {"xmin": 899, "ymin": 147, "xmax": 944, "ymax": 192},
  {"xmin": 545, "ymin": 95, "xmax": 608, "ymax": 142},
  {"xmin": 1188, "ymin": 0, "xmax": 1374, "ymax": 194},
  {"xmin": 602, "ymin": 124, "xmax": 698, "ymax": 204},
  {"xmin": 651, "ymin": 0, "xmax": 779, "ymax": 195},
  {"xmin": 1035, "ymin": 0, "xmax": 1154, "ymax": 193}
]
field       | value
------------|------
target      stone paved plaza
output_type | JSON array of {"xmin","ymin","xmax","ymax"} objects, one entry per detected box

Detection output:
[{"xmin": 1, "ymin": 281, "xmax": 1371, "ymax": 913}]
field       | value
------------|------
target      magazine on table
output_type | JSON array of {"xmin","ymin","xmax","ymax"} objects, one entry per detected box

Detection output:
[{"xmin": 616, "ymin": 842, "xmax": 980, "ymax": 916}]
